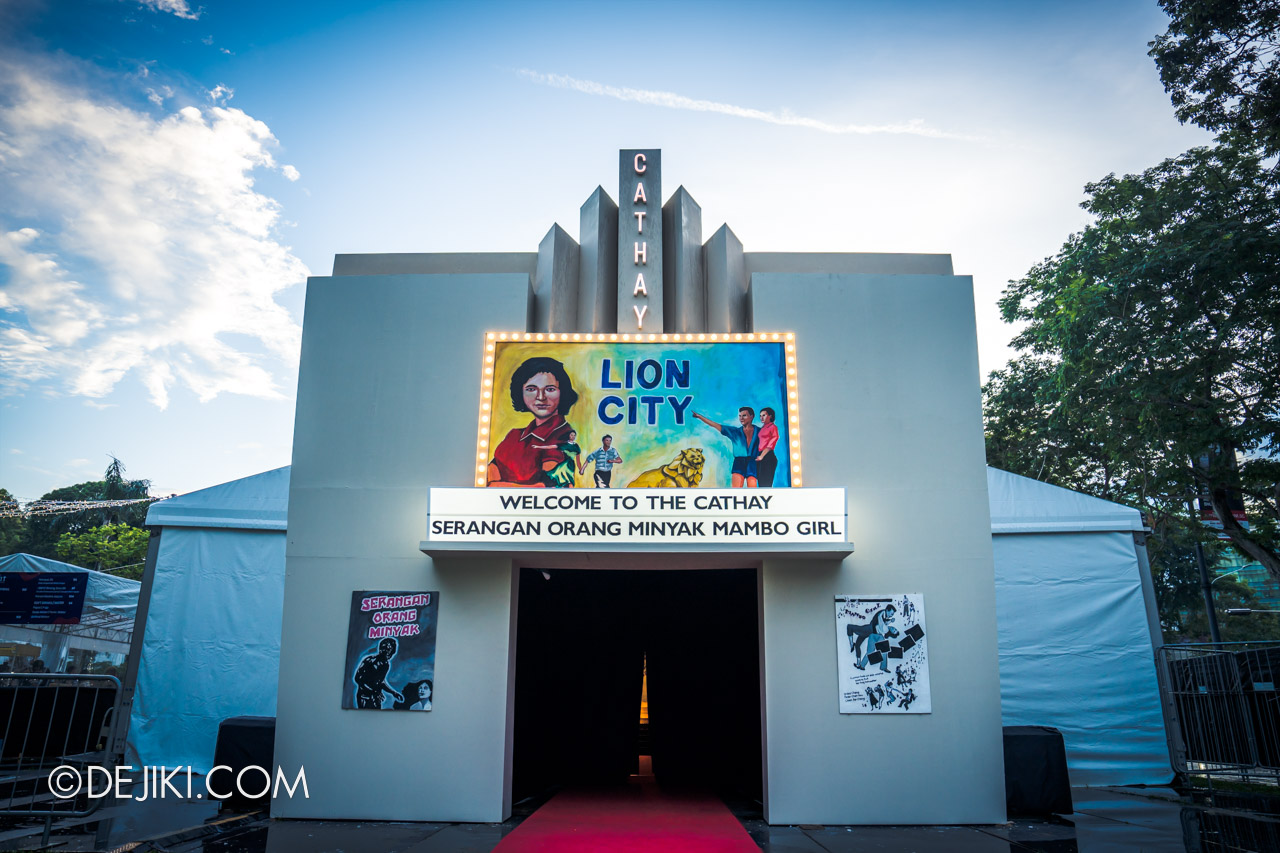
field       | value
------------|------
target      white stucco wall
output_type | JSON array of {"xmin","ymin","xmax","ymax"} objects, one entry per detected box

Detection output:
[
  {"xmin": 275, "ymin": 273, "xmax": 528, "ymax": 821},
  {"xmin": 754, "ymin": 271, "xmax": 1006, "ymax": 824}
]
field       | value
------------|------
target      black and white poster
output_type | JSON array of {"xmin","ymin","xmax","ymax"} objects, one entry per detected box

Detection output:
[
  {"xmin": 835, "ymin": 594, "xmax": 930, "ymax": 714},
  {"xmin": 342, "ymin": 590, "xmax": 439, "ymax": 711}
]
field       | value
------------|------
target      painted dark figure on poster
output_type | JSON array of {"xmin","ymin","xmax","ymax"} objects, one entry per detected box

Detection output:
[{"xmin": 342, "ymin": 590, "xmax": 440, "ymax": 711}]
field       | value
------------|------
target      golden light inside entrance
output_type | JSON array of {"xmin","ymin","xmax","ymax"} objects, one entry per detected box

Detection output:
[{"xmin": 639, "ymin": 655, "xmax": 649, "ymax": 724}]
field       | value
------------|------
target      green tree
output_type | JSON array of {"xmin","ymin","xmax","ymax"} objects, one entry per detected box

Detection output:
[
  {"xmin": 988, "ymin": 141, "xmax": 1280, "ymax": 580},
  {"xmin": 0, "ymin": 489, "xmax": 23, "ymax": 556},
  {"xmin": 985, "ymin": 355, "xmax": 1159, "ymax": 504},
  {"xmin": 18, "ymin": 457, "xmax": 152, "ymax": 558},
  {"xmin": 1181, "ymin": 575, "xmax": 1280, "ymax": 641},
  {"xmin": 54, "ymin": 522, "xmax": 149, "ymax": 578},
  {"xmin": 1151, "ymin": 0, "xmax": 1280, "ymax": 160},
  {"xmin": 1146, "ymin": 515, "xmax": 1224, "ymax": 638}
]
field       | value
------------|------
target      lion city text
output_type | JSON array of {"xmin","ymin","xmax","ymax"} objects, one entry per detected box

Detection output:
[{"xmin": 597, "ymin": 358, "xmax": 693, "ymax": 425}]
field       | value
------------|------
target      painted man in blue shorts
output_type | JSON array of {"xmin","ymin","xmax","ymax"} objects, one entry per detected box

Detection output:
[{"xmin": 693, "ymin": 407, "xmax": 759, "ymax": 487}]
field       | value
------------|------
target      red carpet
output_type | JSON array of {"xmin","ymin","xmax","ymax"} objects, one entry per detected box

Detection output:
[{"xmin": 494, "ymin": 781, "xmax": 758, "ymax": 852}]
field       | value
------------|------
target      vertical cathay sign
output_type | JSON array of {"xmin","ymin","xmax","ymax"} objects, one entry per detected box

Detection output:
[{"xmin": 618, "ymin": 149, "xmax": 662, "ymax": 332}]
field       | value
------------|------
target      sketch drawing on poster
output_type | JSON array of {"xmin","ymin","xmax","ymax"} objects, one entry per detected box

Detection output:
[
  {"xmin": 834, "ymin": 594, "xmax": 930, "ymax": 714},
  {"xmin": 342, "ymin": 590, "xmax": 439, "ymax": 711}
]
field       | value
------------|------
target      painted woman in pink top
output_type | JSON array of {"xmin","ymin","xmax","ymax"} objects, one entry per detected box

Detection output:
[{"xmin": 755, "ymin": 406, "xmax": 780, "ymax": 487}]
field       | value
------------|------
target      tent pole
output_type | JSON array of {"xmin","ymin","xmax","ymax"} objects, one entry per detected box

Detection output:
[
  {"xmin": 1132, "ymin": 532, "xmax": 1165, "ymax": 651},
  {"xmin": 110, "ymin": 529, "xmax": 162, "ymax": 760}
]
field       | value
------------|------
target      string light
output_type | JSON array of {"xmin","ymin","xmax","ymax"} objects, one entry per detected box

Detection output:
[{"xmin": 0, "ymin": 498, "xmax": 161, "ymax": 519}]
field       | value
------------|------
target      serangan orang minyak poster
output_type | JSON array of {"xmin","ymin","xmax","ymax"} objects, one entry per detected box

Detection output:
[
  {"xmin": 479, "ymin": 338, "xmax": 798, "ymax": 489},
  {"xmin": 342, "ymin": 590, "xmax": 439, "ymax": 711}
]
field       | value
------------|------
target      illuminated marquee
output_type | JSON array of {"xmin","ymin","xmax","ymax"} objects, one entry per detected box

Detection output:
[{"xmin": 473, "ymin": 332, "xmax": 802, "ymax": 489}]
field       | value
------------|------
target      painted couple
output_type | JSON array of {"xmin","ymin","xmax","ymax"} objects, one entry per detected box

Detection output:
[{"xmin": 692, "ymin": 405, "xmax": 780, "ymax": 488}]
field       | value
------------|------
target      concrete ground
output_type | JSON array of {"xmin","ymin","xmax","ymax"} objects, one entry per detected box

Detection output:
[{"xmin": 1, "ymin": 785, "xmax": 1278, "ymax": 851}]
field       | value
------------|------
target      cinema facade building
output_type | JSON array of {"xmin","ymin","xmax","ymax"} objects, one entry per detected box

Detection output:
[{"xmin": 273, "ymin": 150, "xmax": 1007, "ymax": 825}]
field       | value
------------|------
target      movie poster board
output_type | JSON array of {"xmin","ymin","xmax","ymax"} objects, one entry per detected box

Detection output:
[
  {"xmin": 478, "ymin": 338, "xmax": 798, "ymax": 489},
  {"xmin": 835, "ymin": 594, "xmax": 931, "ymax": 714},
  {"xmin": 342, "ymin": 590, "xmax": 439, "ymax": 711}
]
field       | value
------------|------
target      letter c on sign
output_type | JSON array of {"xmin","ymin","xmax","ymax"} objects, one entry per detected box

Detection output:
[
  {"xmin": 599, "ymin": 396, "xmax": 624, "ymax": 425},
  {"xmin": 634, "ymin": 153, "xmax": 646, "ymax": 174}
]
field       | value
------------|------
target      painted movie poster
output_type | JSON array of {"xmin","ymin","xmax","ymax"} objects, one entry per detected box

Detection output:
[
  {"xmin": 835, "ymin": 594, "xmax": 931, "ymax": 714},
  {"xmin": 342, "ymin": 590, "xmax": 439, "ymax": 711},
  {"xmin": 481, "ymin": 339, "xmax": 796, "ymax": 489}
]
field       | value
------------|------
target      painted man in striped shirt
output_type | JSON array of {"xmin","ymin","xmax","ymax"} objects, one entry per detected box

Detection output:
[{"xmin": 579, "ymin": 435, "xmax": 624, "ymax": 487}]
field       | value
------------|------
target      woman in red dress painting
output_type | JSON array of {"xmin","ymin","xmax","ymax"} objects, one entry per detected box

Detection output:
[{"xmin": 486, "ymin": 357, "xmax": 580, "ymax": 487}]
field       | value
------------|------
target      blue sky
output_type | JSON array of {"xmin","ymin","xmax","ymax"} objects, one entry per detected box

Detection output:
[{"xmin": 0, "ymin": 0, "xmax": 1211, "ymax": 500}]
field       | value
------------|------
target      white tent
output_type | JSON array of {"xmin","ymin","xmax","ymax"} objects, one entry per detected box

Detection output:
[
  {"xmin": 129, "ymin": 465, "xmax": 1172, "ymax": 784},
  {"xmin": 129, "ymin": 467, "xmax": 288, "ymax": 771},
  {"xmin": 989, "ymin": 467, "xmax": 1171, "ymax": 785},
  {"xmin": 0, "ymin": 553, "xmax": 140, "ymax": 668}
]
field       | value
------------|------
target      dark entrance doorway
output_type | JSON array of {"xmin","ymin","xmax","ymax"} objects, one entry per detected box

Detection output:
[{"xmin": 512, "ymin": 568, "xmax": 762, "ymax": 802}]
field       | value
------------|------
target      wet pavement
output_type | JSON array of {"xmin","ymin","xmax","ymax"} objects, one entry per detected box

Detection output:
[{"xmin": 1, "ymin": 784, "xmax": 1279, "ymax": 851}]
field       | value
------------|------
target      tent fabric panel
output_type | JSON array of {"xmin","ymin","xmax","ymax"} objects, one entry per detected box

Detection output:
[
  {"xmin": 988, "ymin": 467, "xmax": 1143, "ymax": 533},
  {"xmin": 993, "ymin": 532, "xmax": 1172, "ymax": 786},
  {"xmin": 129, "ymin": 526, "xmax": 286, "ymax": 772},
  {"xmin": 144, "ymin": 466, "xmax": 289, "ymax": 531}
]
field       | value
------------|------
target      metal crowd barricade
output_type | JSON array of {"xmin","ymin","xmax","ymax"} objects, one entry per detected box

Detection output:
[
  {"xmin": 1155, "ymin": 642, "xmax": 1280, "ymax": 785},
  {"xmin": 0, "ymin": 672, "xmax": 123, "ymax": 843}
]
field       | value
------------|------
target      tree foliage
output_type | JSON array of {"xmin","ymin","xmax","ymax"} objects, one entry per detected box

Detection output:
[
  {"xmin": 54, "ymin": 523, "xmax": 149, "ymax": 578},
  {"xmin": 1, "ymin": 458, "xmax": 152, "ymax": 560},
  {"xmin": 0, "ymin": 489, "xmax": 23, "ymax": 554},
  {"xmin": 1151, "ymin": 0, "xmax": 1280, "ymax": 160},
  {"xmin": 1145, "ymin": 516, "xmax": 1222, "ymax": 637},
  {"xmin": 987, "ymin": 141, "xmax": 1280, "ymax": 581},
  {"xmin": 1142, "ymin": 515, "xmax": 1280, "ymax": 640},
  {"xmin": 1179, "ymin": 575, "xmax": 1280, "ymax": 641}
]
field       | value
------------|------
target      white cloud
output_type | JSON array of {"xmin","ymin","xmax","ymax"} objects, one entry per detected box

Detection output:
[
  {"xmin": 146, "ymin": 85, "xmax": 174, "ymax": 106},
  {"xmin": 0, "ymin": 60, "xmax": 308, "ymax": 408},
  {"xmin": 136, "ymin": 1, "xmax": 200, "ymax": 20},
  {"xmin": 281, "ymin": 164, "xmax": 300, "ymax": 182},
  {"xmin": 518, "ymin": 70, "xmax": 980, "ymax": 141},
  {"xmin": 0, "ymin": 228, "xmax": 104, "ymax": 346}
]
